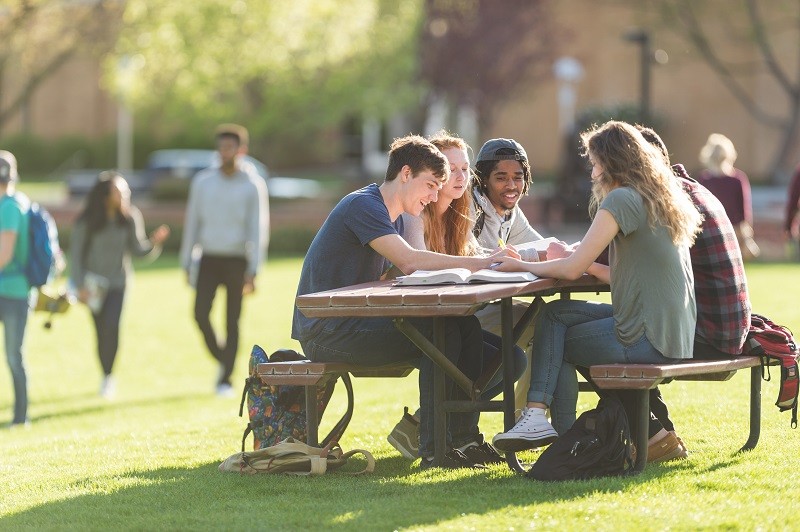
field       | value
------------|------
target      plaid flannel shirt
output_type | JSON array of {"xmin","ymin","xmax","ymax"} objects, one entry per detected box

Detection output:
[{"xmin": 675, "ymin": 164, "xmax": 751, "ymax": 355}]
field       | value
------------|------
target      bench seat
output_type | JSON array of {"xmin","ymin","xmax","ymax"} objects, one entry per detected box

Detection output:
[
  {"xmin": 256, "ymin": 361, "xmax": 416, "ymax": 446},
  {"xmin": 590, "ymin": 356, "xmax": 761, "ymax": 388}
]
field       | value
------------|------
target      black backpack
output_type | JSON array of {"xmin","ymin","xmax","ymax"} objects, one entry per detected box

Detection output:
[{"xmin": 527, "ymin": 395, "xmax": 634, "ymax": 481}]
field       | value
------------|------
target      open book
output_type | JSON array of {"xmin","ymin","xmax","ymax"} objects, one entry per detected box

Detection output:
[{"xmin": 395, "ymin": 268, "xmax": 537, "ymax": 286}]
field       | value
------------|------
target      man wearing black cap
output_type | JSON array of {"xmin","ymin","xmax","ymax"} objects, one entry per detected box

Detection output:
[
  {"xmin": 471, "ymin": 138, "xmax": 550, "ymax": 409},
  {"xmin": 471, "ymin": 138, "xmax": 545, "ymax": 258},
  {"xmin": 0, "ymin": 150, "xmax": 33, "ymax": 427}
]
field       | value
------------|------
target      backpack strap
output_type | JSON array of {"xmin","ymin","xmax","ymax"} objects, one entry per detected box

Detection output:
[
  {"xmin": 321, "ymin": 372, "xmax": 354, "ymax": 447},
  {"xmin": 470, "ymin": 186, "xmax": 487, "ymax": 239}
]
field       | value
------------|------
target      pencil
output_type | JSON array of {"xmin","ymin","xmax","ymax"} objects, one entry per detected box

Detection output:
[{"xmin": 497, "ymin": 238, "xmax": 505, "ymax": 249}]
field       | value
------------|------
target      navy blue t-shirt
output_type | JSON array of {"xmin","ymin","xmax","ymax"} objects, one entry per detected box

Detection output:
[{"xmin": 292, "ymin": 184, "xmax": 403, "ymax": 341}]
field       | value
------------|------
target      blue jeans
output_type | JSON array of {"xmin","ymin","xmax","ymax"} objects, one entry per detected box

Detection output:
[
  {"xmin": 301, "ymin": 315, "xmax": 486, "ymax": 458},
  {"xmin": 527, "ymin": 299, "xmax": 675, "ymax": 434},
  {"xmin": 0, "ymin": 296, "xmax": 30, "ymax": 424}
]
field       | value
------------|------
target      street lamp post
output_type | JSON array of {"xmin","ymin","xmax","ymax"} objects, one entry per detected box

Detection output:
[
  {"xmin": 624, "ymin": 28, "xmax": 652, "ymax": 124},
  {"xmin": 116, "ymin": 55, "xmax": 142, "ymax": 173},
  {"xmin": 553, "ymin": 56, "xmax": 585, "ymax": 136}
]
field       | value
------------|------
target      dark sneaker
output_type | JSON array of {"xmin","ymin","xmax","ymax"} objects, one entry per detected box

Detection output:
[
  {"xmin": 387, "ymin": 407, "xmax": 419, "ymax": 459},
  {"xmin": 461, "ymin": 436, "xmax": 504, "ymax": 465},
  {"xmin": 419, "ymin": 448, "xmax": 487, "ymax": 470}
]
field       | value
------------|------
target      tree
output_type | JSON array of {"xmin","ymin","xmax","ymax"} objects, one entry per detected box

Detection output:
[
  {"xmin": 644, "ymin": 0, "xmax": 800, "ymax": 182},
  {"xmin": 0, "ymin": 0, "xmax": 121, "ymax": 135},
  {"xmin": 419, "ymin": 0, "xmax": 562, "ymax": 131},
  {"xmin": 111, "ymin": 0, "xmax": 425, "ymax": 162}
]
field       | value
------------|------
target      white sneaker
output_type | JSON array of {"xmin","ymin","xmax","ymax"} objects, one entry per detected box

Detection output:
[
  {"xmin": 491, "ymin": 407, "xmax": 558, "ymax": 452},
  {"xmin": 99, "ymin": 375, "xmax": 116, "ymax": 399},
  {"xmin": 215, "ymin": 383, "xmax": 234, "ymax": 398}
]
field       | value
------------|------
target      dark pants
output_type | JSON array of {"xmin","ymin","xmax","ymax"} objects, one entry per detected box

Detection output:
[
  {"xmin": 92, "ymin": 287, "xmax": 125, "ymax": 376},
  {"xmin": 301, "ymin": 315, "xmax": 487, "ymax": 458},
  {"xmin": 194, "ymin": 255, "xmax": 247, "ymax": 386}
]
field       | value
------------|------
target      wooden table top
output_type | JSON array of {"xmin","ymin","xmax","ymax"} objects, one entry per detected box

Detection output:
[{"xmin": 296, "ymin": 276, "xmax": 608, "ymax": 318}]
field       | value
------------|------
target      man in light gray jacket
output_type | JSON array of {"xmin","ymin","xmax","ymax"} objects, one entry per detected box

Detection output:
[
  {"xmin": 471, "ymin": 138, "xmax": 547, "ymax": 409},
  {"xmin": 180, "ymin": 124, "xmax": 269, "ymax": 396}
]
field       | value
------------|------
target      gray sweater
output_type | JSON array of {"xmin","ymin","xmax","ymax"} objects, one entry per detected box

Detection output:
[
  {"xmin": 179, "ymin": 165, "xmax": 269, "ymax": 276},
  {"xmin": 470, "ymin": 189, "xmax": 544, "ymax": 261},
  {"xmin": 69, "ymin": 206, "xmax": 159, "ymax": 289}
]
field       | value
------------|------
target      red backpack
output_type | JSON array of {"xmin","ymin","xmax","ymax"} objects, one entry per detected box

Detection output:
[{"xmin": 744, "ymin": 314, "xmax": 799, "ymax": 428}]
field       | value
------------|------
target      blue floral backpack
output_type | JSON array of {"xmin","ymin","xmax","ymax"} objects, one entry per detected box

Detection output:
[{"xmin": 238, "ymin": 345, "xmax": 353, "ymax": 451}]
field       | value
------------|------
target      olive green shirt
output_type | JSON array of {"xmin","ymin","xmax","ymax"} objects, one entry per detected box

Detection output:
[{"xmin": 602, "ymin": 187, "xmax": 696, "ymax": 358}]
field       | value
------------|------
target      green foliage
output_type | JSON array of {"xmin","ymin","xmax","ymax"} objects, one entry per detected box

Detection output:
[
  {"xmin": 1, "ymin": 131, "xmax": 216, "ymax": 177},
  {"xmin": 1, "ymin": 259, "xmax": 799, "ymax": 529},
  {"xmin": 110, "ymin": 0, "xmax": 425, "ymax": 161},
  {"xmin": 268, "ymin": 227, "xmax": 318, "ymax": 257}
]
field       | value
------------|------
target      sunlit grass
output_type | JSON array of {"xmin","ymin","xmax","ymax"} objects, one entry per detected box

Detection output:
[{"xmin": 1, "ymin": 257, "xmax": 798, "ymax": 530}]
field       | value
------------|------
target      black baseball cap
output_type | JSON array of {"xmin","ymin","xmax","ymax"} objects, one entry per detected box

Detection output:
[{"xmin": 475, "ymin": 138, "xmax": 528, "ymax": 164}]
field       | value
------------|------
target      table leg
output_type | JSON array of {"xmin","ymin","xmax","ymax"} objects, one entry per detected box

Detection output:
[
  {"xmin": 394, "ymin": 317, "xmax": 477, "ymax": 466},
  {"xmin": 433, "ymin": 318, "xmax": 447, "ymax": 465},
  {"xmin": 501, "ymin": 297, "xmax": 526, "ymax": 474},
  {"xmin": 394, "ymin": 318, "xmax": 475, "ymax": 397}
]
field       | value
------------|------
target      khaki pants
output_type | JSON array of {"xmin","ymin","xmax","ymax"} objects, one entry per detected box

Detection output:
[{"xmin": 474, "ymin": 299, "xmax": 539, "ymax": 413}]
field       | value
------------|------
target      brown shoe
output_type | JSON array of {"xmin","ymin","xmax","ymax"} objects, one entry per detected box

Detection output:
[{"xmin": 648, "ymin": 431, "xmax": 688, "ymax": 463}]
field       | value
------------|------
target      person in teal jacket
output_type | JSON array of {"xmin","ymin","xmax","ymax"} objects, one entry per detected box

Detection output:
[{"xmin": 0, "ymin": 150, "xmax": 32, "ymax": 427}]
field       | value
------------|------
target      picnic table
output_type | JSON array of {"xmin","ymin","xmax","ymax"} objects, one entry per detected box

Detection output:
[{"xmin": 295, "ymin": 275, "xmax": 609, "ymax": 472}]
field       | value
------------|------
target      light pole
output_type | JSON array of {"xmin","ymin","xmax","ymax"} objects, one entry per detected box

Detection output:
[
  {"xmin": 115, "ymin": 55, "xmax": 143, "ymax": 173},
  {"xmin": 624, "ymin": 28, "xmax": 652, "ymax": 124},
  {"xmin": 553, "ymin": 56, "xmax": 584, "ymax": 136}
]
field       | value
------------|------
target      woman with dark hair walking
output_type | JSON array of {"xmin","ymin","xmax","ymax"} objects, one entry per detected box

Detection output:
[{"xmin": 69, "ymin": 171, "xmax": 170, "ymax": 398}]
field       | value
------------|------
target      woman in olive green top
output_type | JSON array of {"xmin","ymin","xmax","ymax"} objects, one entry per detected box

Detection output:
[
  {"xmin": 491, "ymin": 121, "xmax": 703, "ymax": 453},
  {"xmin": 69, "ymin": 171, "xmax": 170, "ymax": 398}
]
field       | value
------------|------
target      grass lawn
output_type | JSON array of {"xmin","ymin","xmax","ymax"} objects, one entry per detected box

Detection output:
[{"xmin": 1, "ymin": 258, "xmax": 799, "ymax": 530}]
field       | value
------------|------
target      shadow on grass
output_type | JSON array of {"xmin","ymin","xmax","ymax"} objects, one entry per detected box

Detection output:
[
  {"xmin": 1, "ymin": 454, "xmax": 690, "ymax": 529},
  {"xmin": 26, "ymin": 393, "xmax": 216, "ymax": 423},
  {"xmin": 0, "ymin": 392, "xmax": 214, "ymax": 426}
]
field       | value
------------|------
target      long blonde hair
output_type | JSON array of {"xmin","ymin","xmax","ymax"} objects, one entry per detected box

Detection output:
[
  {"xmin": 581, "ymin": 121, "xmax": 702, "ymax": 246},
  {"xmin": 423, "ymin": 130, "xmax": 479, "ymax": 256}
]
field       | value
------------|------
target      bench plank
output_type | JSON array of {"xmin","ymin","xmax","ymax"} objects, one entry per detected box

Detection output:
[
  {"xmin": 589, "ymin": 356, "xmax": 760, "ymax": 387},
  {"xmin": 257, "ymin": 361, "xmax": 415, "ymax": 382}
]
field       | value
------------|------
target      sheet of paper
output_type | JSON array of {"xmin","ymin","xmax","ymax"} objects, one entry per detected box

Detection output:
[{"xmin": 511, "ymin": 236, "xmax": 561, "ymax": 253}]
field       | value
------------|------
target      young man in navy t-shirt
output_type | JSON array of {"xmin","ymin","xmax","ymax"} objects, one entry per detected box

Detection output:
[{"xmin": 292, "ymin": 135, "xmax": 507, "ymax": 469}]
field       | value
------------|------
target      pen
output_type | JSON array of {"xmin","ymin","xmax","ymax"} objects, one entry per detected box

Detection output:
[{"xmin": 497, "ymin": 238, "xmax": 505, "ymax": 249}]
